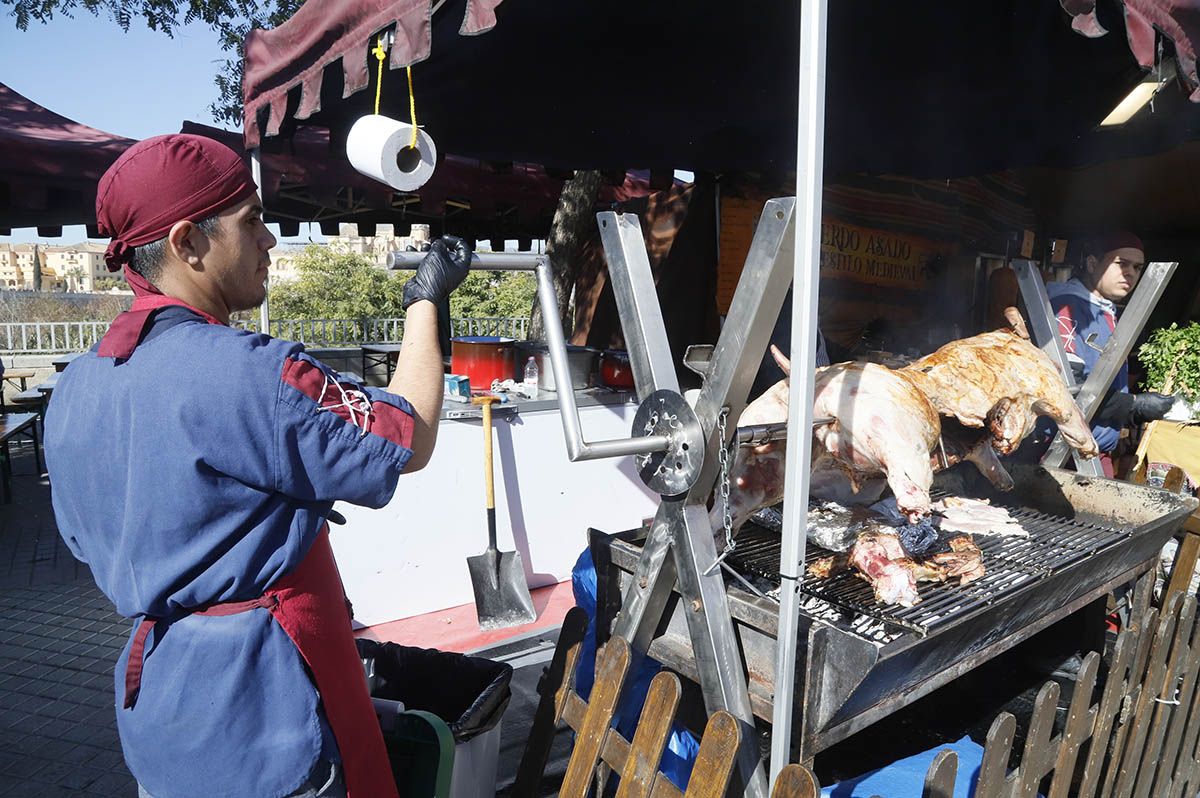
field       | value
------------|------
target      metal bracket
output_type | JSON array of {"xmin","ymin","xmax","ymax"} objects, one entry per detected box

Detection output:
[
  {"xmin": 1011, "ymin": 259, "xmax": 1103, "ymax": 476},
  {"xmin": 386, "ymin": 250, "xmax": 673, "ymax": 462},
  {"xmin": 607, "ymin": 199, "xmax": 798, "ymax": 798},
  {"xmin": 632, "ymin": 390, "xmax": 705, "ymax": 495}
]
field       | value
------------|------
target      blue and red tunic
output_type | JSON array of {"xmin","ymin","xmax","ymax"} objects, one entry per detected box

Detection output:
[
  {"xmin": 44, "ymin": 305, "xmax": 414, "ymax": 798},
  {"xmin": 1044, "ymin": 277, "xmax": 1128, "ymax": 453}
]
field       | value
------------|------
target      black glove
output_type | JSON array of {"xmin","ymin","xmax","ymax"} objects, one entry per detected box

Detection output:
[
  {"xmin": 1131, "ymin": 392, "xmax": 1175, "ymax": 424},
  {"xmin": 401, "ymin": 236, "xmax": 471, "ymax": 310},
  {"xmin": 1069, "ymin": 360, "xmax": 1086, "ymax": 385},
  {"xmin": 1092, "ymin": 390, "xmax": 1133, "ymax": 428}
]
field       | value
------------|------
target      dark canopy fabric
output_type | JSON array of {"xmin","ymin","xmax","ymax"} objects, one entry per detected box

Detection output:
[
  {"xmin": 183, "ymin": 121, "xmax": 658, "ymax": 241},
  {"xmin": 0, "ymin": 82, "xmax": 134, "ymax": 233},
  {"xmin": 242, "ymin": 1, "xmax": 1200, "ymax": 179}
]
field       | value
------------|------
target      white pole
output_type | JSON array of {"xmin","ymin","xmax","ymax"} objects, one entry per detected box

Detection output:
[
  {"xmin": 251, "ymin": 148, "xmax": 270, "ymax": 335},
  {"xmin": 770, "ymin": 0, "xmax": 828, "ymax": 782}
]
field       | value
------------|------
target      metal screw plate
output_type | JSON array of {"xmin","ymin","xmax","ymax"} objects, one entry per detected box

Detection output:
[{"xmin": 632, "ymin": 389, "xmax": 705, "ymax": 496}]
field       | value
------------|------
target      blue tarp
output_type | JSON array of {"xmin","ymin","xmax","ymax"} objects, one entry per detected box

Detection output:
[
  {"xmin": 571, "ymin": 548, "xmax": 700, "ymax": 790},
  {"xmin": 821, "ymin": 736, "xmax": 986, "ymax": 798}
]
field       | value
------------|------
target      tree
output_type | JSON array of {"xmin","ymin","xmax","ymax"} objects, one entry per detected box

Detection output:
[
  {"xmin": 268, "ymin": 246, "xmax": 407, "ymax": 320},
  {"xmin": 529, "ymin": 170, "xmax": 603, "ymax": 341},
  {"xmin": 5, "ymin": 0, "xmax": 301, "ymax": 125},
  {"xmin": 267, "ymin": 245, "xmax": 535, "ymax": 321}
]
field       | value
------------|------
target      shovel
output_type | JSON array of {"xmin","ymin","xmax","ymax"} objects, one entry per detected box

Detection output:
[{"xmin": 466, "ymin": 396, "xmax": 537, "ymax": 629}]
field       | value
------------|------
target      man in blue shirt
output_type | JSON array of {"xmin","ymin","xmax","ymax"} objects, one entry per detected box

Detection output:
[{"xmin": 44, "ymin": 134, "xmax": 470, "ymax": 798}]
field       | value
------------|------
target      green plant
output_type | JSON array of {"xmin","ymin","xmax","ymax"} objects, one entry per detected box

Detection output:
[
  {"xmin": 267, "ymin": 245, "xmax": 535, "ymax": 323},
  {"xmin": 1138, "ymin": 322, "xmax": 1200, "ymax": 403}
]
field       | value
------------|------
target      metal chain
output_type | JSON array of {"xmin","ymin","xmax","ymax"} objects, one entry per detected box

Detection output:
[
  {"xmin": 704, "ymin": 407, "xmax": 737, "ymax": 576},
  {"xmin": 718, "ymin": 407, "xmax": 734, "ymax": 544}
]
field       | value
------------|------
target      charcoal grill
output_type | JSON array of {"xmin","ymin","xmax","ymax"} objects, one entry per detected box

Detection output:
[{"xmin": 593, "ymin": 465, "xmax": 1198, "ymax": 762}]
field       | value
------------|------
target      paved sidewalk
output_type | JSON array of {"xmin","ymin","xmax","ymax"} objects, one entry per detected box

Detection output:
[{"xmin": 1, "ymin": 442, "xmax": 136, "ymax": 796}]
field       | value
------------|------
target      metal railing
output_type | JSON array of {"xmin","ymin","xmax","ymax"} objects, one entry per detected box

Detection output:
[{"xmin": 0, "ymin": 316, "xmax": 530, "ymax": 354}]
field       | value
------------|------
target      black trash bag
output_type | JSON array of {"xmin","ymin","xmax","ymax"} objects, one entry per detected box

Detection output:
[{"xmin": 356, "ymin": 639, "xmax": 513, "ymax": 742}]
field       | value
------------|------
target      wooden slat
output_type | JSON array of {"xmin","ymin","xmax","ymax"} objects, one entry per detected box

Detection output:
[
  {"xmin": 556, "ymin": 610, "xmax": 589, "ymax": 725},
  {"xmin": 562, "ymin": 693, "xmax": 588, "ymax": 731},
  {"xmin": 601, "ymin": 727, "xmax": 632, "ymax": 777},
  {"xmin": 560, "ymin": 637, "xmax": 632, "ymax": 798},
  {"xmin": 1018, "ymin": 680, "xmax": 1061, "ymax": 797},
  {"xmin": 1162, "ymin": 466, "xmax": 1187, "ymax": 493},
  {"xmin": 975, "ymin": 711, "xmax": 1017, "ymax": 796},
  {"xmin": 1114, "ymin": 601, "xmax": 1180, "ymax": 798},
  {"xmin": 1165, "ymin": 606, "xmax": 1200, "ymax": 798},
  {"xmin": 922, "ymin": 749, "xmax": 958, "ymax": 798},
  {"xmin": 770, "ymin": 763, "xmax": 821, "ymax": 798},
  {"xmin": 1102, "ymin": 606, "xmax": 1163, "ymax": 798},
  {"xmin": 1134, "ymin": 597, "xmax": 1197, "ymax": 798},
  {"xmin": 1164, "ymin": 531, "xmax": 1200, "ymax": 607},
  {"xmin": 1130, "ymin": 604, "xmax": 1161, "ymax": 682},
  {"xmin": 1047, "ymin": 651, "xmax": 1101, "ymax": 798},
  {"xmin": 512, "ymin": 606, "xmax": 589, "ymax": 798},
  {"xmin": 1078, "ymin": 627, "xmax": 1136, "ymax": 798},
  {"xmin": 615, "ymin": 672, "xmax": 682, "ymax": 798},
  {"xmin": 681, "ymin": 711, "xmax": 742, "ymax": 798}
]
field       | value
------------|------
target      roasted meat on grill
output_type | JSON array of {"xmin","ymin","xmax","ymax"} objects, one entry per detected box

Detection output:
[
  {"xmin": 901, "ymin": 328, "xmax": 1099, "ymax": 459},
  {"xmin": 847, "ymin": 527, "xmax": 922, "ymax": 607},
  {"xmin": 807, "ymin": 524, "xmax": 986, "ymax": 606},
  {"xmin": 711, "ymin": 348, "xmax": 942, "ymax": 537}
]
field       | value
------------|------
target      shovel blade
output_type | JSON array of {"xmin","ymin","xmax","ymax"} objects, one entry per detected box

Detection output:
[{"xmin": 466, "ymin": 548, "xmax": 538, "ymax": 630}]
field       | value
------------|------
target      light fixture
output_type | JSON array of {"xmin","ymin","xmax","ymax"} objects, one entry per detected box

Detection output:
[{"xmin": 1099, "ymin": 58, "xmax": 1177, "ymax": 127}]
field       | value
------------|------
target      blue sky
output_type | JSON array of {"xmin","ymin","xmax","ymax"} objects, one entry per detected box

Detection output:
[{"xmin": 0, "ymin": 10, "xmax": 325, "ymax": 244}]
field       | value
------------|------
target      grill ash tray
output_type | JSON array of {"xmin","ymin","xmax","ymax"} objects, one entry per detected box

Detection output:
[{"xmin": 728, "ymin": 499, "xmax": 1131, "ymax": 637}]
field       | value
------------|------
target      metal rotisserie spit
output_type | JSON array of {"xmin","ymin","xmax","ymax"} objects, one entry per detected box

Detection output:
[{"xmin": 592, "ymin": 465, "xmax": 1198, "ymax": 763}]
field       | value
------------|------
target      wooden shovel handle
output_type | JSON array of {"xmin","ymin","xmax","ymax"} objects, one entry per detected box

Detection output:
[{"xmin": 473, "ymin": 396, "xmax": 499, "ymax": 510}]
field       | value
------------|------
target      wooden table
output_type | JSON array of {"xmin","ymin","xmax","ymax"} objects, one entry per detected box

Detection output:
[
  {"xmin": 360, "ymin": 344, "xmax": 404, "ymax": 385},
  {"xmin": 52, "ymin": 352, "xmax": 85, "ymax": 372},
  {"xmin": 0, "ymin": 412, "xmax": 40, "ymax": 503},
  {"xmin": 1, "ymin": 368, "xmax": 36, "ymax": 412},
  {"xmin": 1133, "ymin": 421, "xmax": 1200, "ymax": 602}
]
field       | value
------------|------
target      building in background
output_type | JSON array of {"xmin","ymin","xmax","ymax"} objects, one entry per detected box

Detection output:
[{"xmin": 0, "ymin": 243, "xmax": 125, "ymax": 292}]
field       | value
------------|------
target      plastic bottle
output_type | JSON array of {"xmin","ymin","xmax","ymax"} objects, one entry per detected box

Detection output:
[{"xmin": 523, "ymin": 356, "xmax": 540, "ymax": 398}]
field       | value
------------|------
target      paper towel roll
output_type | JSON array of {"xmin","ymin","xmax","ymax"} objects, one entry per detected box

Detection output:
[{"xmin": 346, "ymin": 114, "xmax": 437, "ymax": 191}]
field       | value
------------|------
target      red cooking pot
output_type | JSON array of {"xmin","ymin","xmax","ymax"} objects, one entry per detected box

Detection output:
[
  {"xmin": 600, "ymin": 349, "xmax": 636, "ymax": 390},
  {"xmin": 451, "ymin": 337, "xmax": 515, "ymax": 391}
]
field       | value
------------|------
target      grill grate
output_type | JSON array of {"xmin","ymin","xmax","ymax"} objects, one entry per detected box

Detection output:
[{"xmin": 728, "ymin": 500, "xmax": 1130, "ymax": 636}]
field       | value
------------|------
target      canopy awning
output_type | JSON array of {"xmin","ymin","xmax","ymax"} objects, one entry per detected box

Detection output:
[
  {"xmin": 242, "ymin": 1, "xmax": 1200, "ymax": 178},
  {"xmin": 184, "ymin": 121, "xmax": 659, "ymax": 241},
  {"xmin": 0, "ymin": 82, "xmax": 134, "ymax": 234}
]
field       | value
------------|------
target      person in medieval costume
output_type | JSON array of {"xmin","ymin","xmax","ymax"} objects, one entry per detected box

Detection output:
[{"xmin": 44, "ymin": 134, "xmax": 471, "ymax": 798}]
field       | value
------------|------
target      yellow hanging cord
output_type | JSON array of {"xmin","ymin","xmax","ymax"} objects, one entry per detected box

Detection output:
[
  {"xmin": 371, "ymin": 36, "xmax": 387, "ymax": 115},
  {"xmin": 371, "ymin": 35, "xmax": 418, "ymax": 151},
  {"xmin": 406, "ymin": 66, "xmax": 418, "ymax": 149}
]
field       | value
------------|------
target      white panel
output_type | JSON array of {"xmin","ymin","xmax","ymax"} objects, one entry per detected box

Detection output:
[{"xmin": 330, "ymin": 401, "xmax": 660, "ymax": 625}]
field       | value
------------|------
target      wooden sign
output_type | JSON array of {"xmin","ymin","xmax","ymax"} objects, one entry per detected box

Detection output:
[
  {"xmin": 819, "ymin": 221, "xmax": 944, "ymax": 290},
  {"xmin": 716, "ymin": 196, "xmax": 761, "ymax": 314}
]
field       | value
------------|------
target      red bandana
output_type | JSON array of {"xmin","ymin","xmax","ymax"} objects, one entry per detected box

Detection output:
[{"xmin": 94, "ymin": 134, "xmax": 256, "ymax": 359}]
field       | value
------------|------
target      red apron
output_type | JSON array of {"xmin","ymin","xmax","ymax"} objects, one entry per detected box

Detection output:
[{"xmin": 124, "ymin": 528, "xmax": 398, "ymax": 798}]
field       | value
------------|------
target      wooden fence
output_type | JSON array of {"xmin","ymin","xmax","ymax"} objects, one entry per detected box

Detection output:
[{"xmin": 519, "ymin": 578, "xmax": 1200, "ymax": 798}]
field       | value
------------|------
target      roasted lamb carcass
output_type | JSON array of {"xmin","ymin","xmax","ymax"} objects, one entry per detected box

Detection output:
[
  {"xmin": 900, "ymin": 327, "xmax": 1099, "ymax": 459},
  {"xmin": 710, "ymin": 346, "xmax": 943, "ymax": 538}
]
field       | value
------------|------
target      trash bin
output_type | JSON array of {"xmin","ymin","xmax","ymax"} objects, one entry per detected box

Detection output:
[{"xmin": 357, "ymin": 639, "xmax": 513, "ymax": 798}]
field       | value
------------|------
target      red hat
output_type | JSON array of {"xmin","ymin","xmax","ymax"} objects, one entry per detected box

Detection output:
[
  {"xmin": 1091, "ymin": 231, "xmax": 1144, "ymax": 257},
  {"xmin": 96, "ymin": 134, "xmax": 257, "ymax": 272}
]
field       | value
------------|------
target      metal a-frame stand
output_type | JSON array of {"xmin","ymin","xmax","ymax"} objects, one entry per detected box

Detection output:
[
  {"xmin": 597, "ymin": 203, "xmax": 801, "ymax": 798},
  {"xmin": 386, "ymin": 207, "xmax": 802, "ymax": 798}
]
